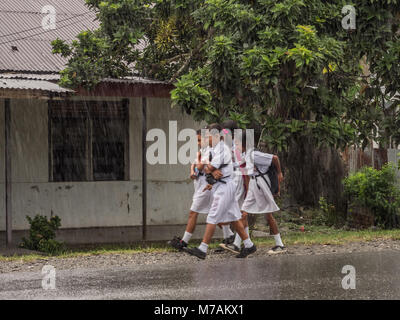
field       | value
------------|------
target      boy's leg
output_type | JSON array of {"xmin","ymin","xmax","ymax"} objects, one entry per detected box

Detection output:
[
  {"xmin": 265, "ymin": 212, "xmax": 286, "ymax": 254},
  {"xmin": 230, "ymin": 212, "xmax": 248, "ymax": 251},
  {"xmin": 186, "ymin": 211, "xmax": 199, "ymax": 234},
  {"xmin": 232, "ymin": 219, "xmax": 256, "ymax": 258},
  {"xmin": 185, "ymin": 223, "xmax": 216, "ymax": 259},
  {"xmin": 182, "ymin": 210, "xmax": 199, "ymax": 243},
  {"xmin": 214, "ymin": 222, "xmax": 235, "ymax": 252},
  {"xmin": 169, "ymin": 211, "xmax": 199, "ymax": 251},
  {"xmin": 202, "ymin": 223, "xmax": 217, "ymax": 244}
]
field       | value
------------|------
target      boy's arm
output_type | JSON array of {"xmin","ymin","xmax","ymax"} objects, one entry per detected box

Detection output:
[
  {"xmin": 272, "ymin": 155, "xmax": 283, "ymax": 180},
  {"xmin": 190, "ymin": 163, "xmax": 197, "ymax": 179},
  {"xmin": 204, "ymin": 164, "xmax": 216, "ymax": 174}
]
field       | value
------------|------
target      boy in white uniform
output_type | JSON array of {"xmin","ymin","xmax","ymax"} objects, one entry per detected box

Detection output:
[
  {"xmin": 214, "ymin": 120, "xmax": 246, "ymax": 251},
  {"xmin": 226, "ymin": 131, "xmax": 286, "ymax": 254},
  {"xmin": 185, "ymin": 124, "xmax": 256, "ymax": 259},
  {"xmin": 169, "ymin": 129, "xmax": 212, "ymax": 250}
]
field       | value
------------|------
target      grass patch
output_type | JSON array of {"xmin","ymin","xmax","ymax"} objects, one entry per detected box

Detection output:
[{"xmin": 1, "ymin": 228, "xmax": 400, "ymax": 262}]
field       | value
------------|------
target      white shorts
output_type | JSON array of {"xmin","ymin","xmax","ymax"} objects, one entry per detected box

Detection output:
[
  {"xmin": 234, "ymin": 173, "xmax": 246, "ymax": 209},
  {"xmin": 241, "ymin": 176, "xmax": 280, "ymax": 214},
  {"xmin": 206, "ymin": 178, "xmax": 242, "ymax": 224},
  {"xmin": 190, "ymin": 175, "xmax": 211, "ymax": 214}
]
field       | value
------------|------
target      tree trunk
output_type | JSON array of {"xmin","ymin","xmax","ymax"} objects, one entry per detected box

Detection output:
[{"xmin": 280, "ymin": 136, "xmax": 347, "ymax": 211}]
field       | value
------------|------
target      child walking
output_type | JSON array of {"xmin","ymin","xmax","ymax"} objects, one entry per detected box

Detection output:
[
  {"xmin": 226, "ymin": 131, "xmax": 286, "ymax": 254},
  {"xmin": 169, "ymin": 129, "xmax": 213, "ymax": 251},
  {"xmin": 185, "ymin": 124, "xmax": 257, "ymax": 259}
]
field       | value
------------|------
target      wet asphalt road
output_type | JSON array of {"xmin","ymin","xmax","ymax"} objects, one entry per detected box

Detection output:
[{"xmin": 1, "ymin": 249, "xmax": 400, "ymax": 300}]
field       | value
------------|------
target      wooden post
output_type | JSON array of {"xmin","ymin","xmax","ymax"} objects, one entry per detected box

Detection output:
[
  {"xmin": 142, "ymin": 97, "xmax": 147, "ymax": 241},
  {"xmin": 5, "ymin": 98, "xmax": 12, "ymax": 246}
]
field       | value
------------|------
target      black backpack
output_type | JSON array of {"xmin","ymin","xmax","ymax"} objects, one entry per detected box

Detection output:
[{"xmin": 255, "ymin": 162, "xmax": 279, "ymax": 195}]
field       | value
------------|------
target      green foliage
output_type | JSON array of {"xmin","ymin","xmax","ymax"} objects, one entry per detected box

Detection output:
[
  {"xmin": 343, "ymin": 164, "xmax": 400, "ymax": 228},
  {"xmin": 54, "ymin": 0, "xmax": 400, "ymax": 151},
  {"xmin": 315, "ymin": 196, "xmax": 340, "ymax": 226},
  {"xmin": 20, "ymin": 215, "xmax": 65, "ymax": 255},
  {"xmin": 398, "ymin": 152, "xmax": 400, "ymax": 170}
]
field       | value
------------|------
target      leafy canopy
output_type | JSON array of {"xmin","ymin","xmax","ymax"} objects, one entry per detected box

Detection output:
[{"xmin": 52, "ymin": 0, "xmax": 400, "ymax": 151}]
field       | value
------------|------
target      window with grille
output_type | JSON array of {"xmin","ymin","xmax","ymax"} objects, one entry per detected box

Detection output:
[{"xmin": 49, "ymin": 100, "xmax": 129, "ymax": 182}]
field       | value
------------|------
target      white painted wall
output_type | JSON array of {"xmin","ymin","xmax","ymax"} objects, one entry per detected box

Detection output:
[
  {"xmin": 0, "ymin": 99, "xmax": 4, "ymax": 231},
  {"xmin": 0, "ymin": 96, "xmax": 205, "ymax": 231},
  {"xmin": 388, "ymin": 149, "xmax": 400, "ymax": 182}
]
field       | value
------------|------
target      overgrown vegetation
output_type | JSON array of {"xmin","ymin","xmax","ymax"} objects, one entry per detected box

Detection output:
[
  {"xmin": 20, "ymin": 215, "xmax": 65, "ymax": 255},
  {"xmin": 51, "ymin": 0, "xmax": 400, "ymax": 208},
  {"xmin": 343, "ymin": 164, "xmax": 400, "ymax": 228}
]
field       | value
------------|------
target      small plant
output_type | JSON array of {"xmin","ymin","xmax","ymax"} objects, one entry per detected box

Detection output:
[
  {"xmin": 343, "ymin": 164, "xmax": 400, "ymax": 229},
  {"xmin": 315, "ymin": 197, "xmax": 338, "ymax": 226},
  {"xmin": 398, "ymin": 152, "xmax": 400, "ymax": 171},
  {"xmin": 20, "ymin": 214, "xmax": 65, "ymax": 255}
]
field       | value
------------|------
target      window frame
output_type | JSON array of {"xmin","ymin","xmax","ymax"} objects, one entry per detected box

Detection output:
[{"xmin": 48, "ymin": 99, "xmax": 130, "ymax": 183}]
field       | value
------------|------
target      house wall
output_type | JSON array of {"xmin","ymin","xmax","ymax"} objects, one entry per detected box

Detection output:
[
  {"xmin": 0, "ymin": 100, "xmax": 4, "ymax": 232},
  {"xmin": 0, "ymin": 96, "xmax": 208, "ymax": 243}
]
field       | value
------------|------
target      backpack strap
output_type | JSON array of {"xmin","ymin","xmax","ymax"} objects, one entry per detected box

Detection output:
[{"xmin": 254, "ymin": 165, "xmax": 271, "ymax": 190}]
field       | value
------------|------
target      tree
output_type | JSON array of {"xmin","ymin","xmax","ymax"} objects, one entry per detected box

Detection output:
[{"xmin": 52, "ymin": 0, "xmax": 400, "ymax": 207}]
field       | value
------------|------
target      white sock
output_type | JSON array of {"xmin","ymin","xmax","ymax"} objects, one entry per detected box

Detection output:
[
  {"xmin": 182, "ymin": 231, "xmax": 192, "ymax": 244},
  {"xmin": 222, "ymin": 225, "xmax": 234, "ymax": 239},
  {"xmin": 233, "ymin": 227, "xmax": 249, "ymax": 248},
  {"xmin": 198, "ymin": 242, "xmax": 208, "ymax": 253},
  {"xmin": 273, "ymin": 233, "xmax": 284, "ymax": 247},
  {"xmin": 243, "ymin": 238, "xmax": 254, "ymax": 249},
  {"xmin": 233, "ymin": 233, "xmax": 242, "ymax": 248}
]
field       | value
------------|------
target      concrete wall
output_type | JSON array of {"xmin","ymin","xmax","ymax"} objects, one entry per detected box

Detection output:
[
  {"xmin": 388, "ymin": 149, "xmax": 400, "ymax": 181},
  {"xmin": 0, "ymin": 96, "xmax": 209, "ymax": 243},
  {"xmin": 0, "ymin": 99, "xmax": 4, "ymax": 232}
]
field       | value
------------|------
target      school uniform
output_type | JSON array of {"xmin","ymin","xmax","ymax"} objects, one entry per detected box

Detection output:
[
  {"xmin": 241, "ymin": 149, "xmax": 280, "ymax": 214},
  {"xmin": 206, "ymin": 141, "xmax": 242, "ymax": 225},
  {"xmin": 190, "ymin": 147, "xmax": 212, "ymax": 214},
  {"xmin": 233, "ymin": 147, "xmax": 246, "ymax": 208}
]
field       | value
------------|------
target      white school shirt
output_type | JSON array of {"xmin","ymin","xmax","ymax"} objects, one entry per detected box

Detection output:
[
  {"xmin": 232, "ymin": 144, "xmax": 241, "ymax": 171},
  {"xmin": 210, "ymin": 141, "xmax": 234, "ymax": 178},
  {"xmin": 196, "ymin": 146, "xmax": 212, "ymax": 169},
  {"xmin": 245, "ymin": 148, "xmax": 274, "ymax": 176}
]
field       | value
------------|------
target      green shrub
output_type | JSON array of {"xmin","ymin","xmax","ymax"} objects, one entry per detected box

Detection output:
[
  {"xmin": 343, "ymin": 164, "xmax": 400, "ymax": 228},
  {"xmin": 315, "ymin": 197, "xmax": 339, "ymax": 226},
  {"xmin": 20, "ymin": 214, "xmax": 65, "ymax": 255}
]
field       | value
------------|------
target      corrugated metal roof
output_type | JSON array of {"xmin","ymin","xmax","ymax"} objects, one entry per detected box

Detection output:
[
  {"xmin": 103, "ymin": 77, "xmax": 169, "ymax": 85},
  {"xmin": 0, "ymin": 73, "xmax": 60, "ymax": 81},
  {"xmin": 0, "ymin": 0, "xmax": 99, "ymax": 72},
  {"xmin": 0, "ymin": 73, "xmax": 169, "ymax": 85},
  {"xmin": 0, "ymin": 78, "xmax": 73, "ymax": 93},
  {"xmin": 0, "ymin": 0, "xmax": 153, "ymax": 91},
  {"xmin": 0, "ymin": 0, "xmax": 93, "ymax": 14}
]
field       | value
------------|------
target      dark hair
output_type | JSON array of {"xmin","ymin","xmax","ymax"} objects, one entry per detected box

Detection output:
[
  {"xmin": 206, "ymin": 123, "xmax": 222, "ymax": 131},
  {"xmin": 221, "ymin": 119, "xmax": 239, "ymax": 131},
  {"xmin": 196, "ymin": 129, "xmax": 202, "ymax": 135}
]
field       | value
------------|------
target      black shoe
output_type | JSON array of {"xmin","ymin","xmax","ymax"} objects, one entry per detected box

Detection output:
[
  {"xmin": 215, "ymin": 234, "xmax": 236, "ymax": 252},
  {"xmin": 268, "ymin": 245, "xmax": 287, "ymax": 255},
  {"xmin": 185, "ymin": 247, "xmax": 206, "ymax": 260},
  {"xmin": 223, "ymin": 234, "xmax": 235, "ymax": 245},
  {"xmin": 236, "ymin": 245, "xmax": 257, "ymax": 258},
  {"xmin": 168, "ymin": 236, "xmax": 188, "ymax": 251}
]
